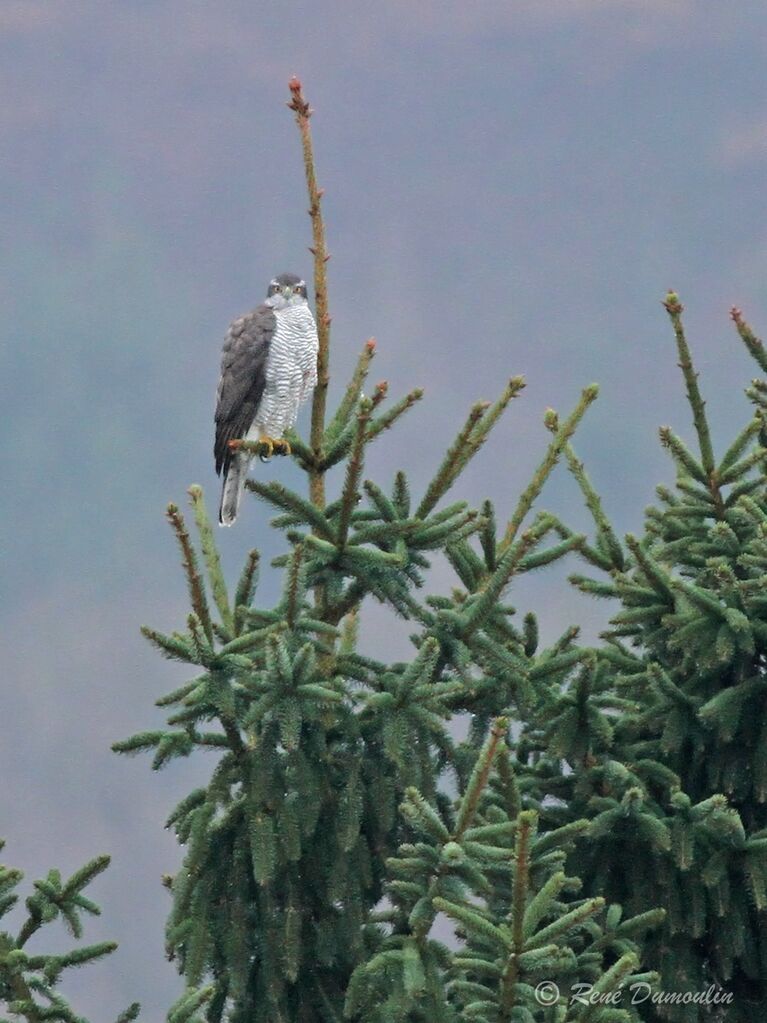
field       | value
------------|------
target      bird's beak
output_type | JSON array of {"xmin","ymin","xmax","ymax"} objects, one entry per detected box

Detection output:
[{"xmin": 281, "ymin": 285, "xmax": 293, "ymax": 299}]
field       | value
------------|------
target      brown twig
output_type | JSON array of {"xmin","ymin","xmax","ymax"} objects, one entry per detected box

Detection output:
[{"xmin": 288, "ymin": 76, "xmax": 330, "ymax": 510}]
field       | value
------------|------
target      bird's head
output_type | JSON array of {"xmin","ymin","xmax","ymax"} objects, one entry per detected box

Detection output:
[{"xmin": 266, "ymin": 272, "xmax": 308, "ymax": 309}]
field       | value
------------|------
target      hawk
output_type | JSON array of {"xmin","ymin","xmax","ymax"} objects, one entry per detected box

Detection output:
[{"xmin": 215, "ymin": 272, "xmax": 319, "ymax": 525}]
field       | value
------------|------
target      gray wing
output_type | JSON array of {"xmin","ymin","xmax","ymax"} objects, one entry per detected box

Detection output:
[{"xmin": 214, "ymin": 304, "xmax": 276, "ymax": 475}]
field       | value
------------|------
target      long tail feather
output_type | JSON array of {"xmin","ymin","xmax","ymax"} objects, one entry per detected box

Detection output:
[{"xmin": 219, "ymin": 454, "xmax": 251, "ymax": 526}]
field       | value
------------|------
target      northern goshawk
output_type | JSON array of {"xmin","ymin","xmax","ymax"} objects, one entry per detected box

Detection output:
[{"xmin": 214, "ymin": 272, "xmax": 319, "ymax": 525}]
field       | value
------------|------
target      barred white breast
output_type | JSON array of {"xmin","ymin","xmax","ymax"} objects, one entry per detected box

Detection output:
[{"xmin": 250, "ymin": 303, "xmax": 318, "ymax": 440}]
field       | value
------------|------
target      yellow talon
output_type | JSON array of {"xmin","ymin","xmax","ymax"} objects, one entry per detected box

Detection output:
[
  {"xmin": 273, "ymin": 438, "xmax": 292, "ymax": 456},
  {"xmin": 257, "ymin": 435, "xmax": 275, "ymax": 459}
]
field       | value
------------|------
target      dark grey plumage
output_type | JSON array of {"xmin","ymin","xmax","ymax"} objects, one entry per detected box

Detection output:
[{"xmin": 214, "ymin": 305, "xmax": 276, "ymax": 477}]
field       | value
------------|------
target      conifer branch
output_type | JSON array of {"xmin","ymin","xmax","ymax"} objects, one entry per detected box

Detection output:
[
  {"xmin": 140, "ymin": 626, "xmax": 195, "ymax": 663},
  {"xmin": 496, "ymin": 742, "xmax": 521, "ymax": 820},
  {"xmin": 664, "ymin": 292, "xmax": 722, "ymax": 517},
  {"xmin": 501, "ymin": 384, "xmax": 599, "ymax": 552},
  {"xmin": 417, "ymin": 377, "xmax": 524, "ymax": 519},
  {"xmin": 369, "ymin": 378, "xmax": 388, "ymax": 410},
  {"xmin": 546, "ymin": 418, "xmax": 624, "ymax": 570},
  {"xmin": 16, "ymin": 912, "xmax": 42, "ymax": 951},
  {"xmin": 718, "ymin": 445, "xmax": 767, "ymax": 486},
  {"xmin": 320, "ymin": 420, "xmax": 358, "ymax": 471},
  {"xmin": 4, "ymin": 968, "xmax": 42, "ymax": 1023},
  {"xmin": 288, "ymin": 76, "xmax": 330, "ymax": 510},
  {"xmin": 219, "ymin": 715, "xmax": 246, "ymax": 758},
  {"xmin": 364, "ymin": 387, "xmax": 424, "ymax": 445},
  {"xmin": 324, "ymin": 579, "xmax": 367, "ymax": 627},
  {"xmin": 322, "ymin": 387, "xmax": 399, "ymax": 474},
  {"xmin": 719, "ymin": 414, "xmax": 763, "ymax": 473},
  {"xmin": 0, "ymin": 855, "xmax": 133, "ymax": 1023},
  {"xmin": 361, "ymin": 479, "xmax": 399, "ymax": 522},
  {"xmin": 59, "ymin": 854, "xmax": 111, "ymax": 901},
  {"xmin": 281, "ymin": 428, "xmax": 314, "ymax": 468},
  {"xmin": 511, "ymin": 812, "xmax": 534, "ymax": 955},
  {"xmin": 381, "ymin": 725, "xmax": 511, "ymax": 956},
  {"xmin": 188, "ymin": 612, "xmax": 213, "ymax": 665},
  {"xmin": 325, "ymin": 339, "xmax": 377, "ymax": 447},
  {"xmin": 732, "ymin": 306, "xmax": 767, "ymax": 374},
  {"xmin": 166, "ymin": 503, "xmax": 213, "ymax": 644},
  {"xmin": 647, "ymin": 663, "xmax": 700, "ymax": 709},
  {"xmin": 462, "ymin": 521, "xmax": 546, "ymax": 635},
  {"xmin": 393, "ymin": 470, "xmax": 411, "ymax": 517},
  {"xmin": 724, "ymin": 475, "xmax": 765, "ymax": 506},
  {"xmin": 472, "ymin": 375, "xmax": 526, "ymax": 449},
  {"xmin": 188, "ymin": 486, "xmax": 233, "ymax": 634},
  {"xmin": 528, "ymin": 897, "xmax": 607, "ymax": 949},
  {"xmin": 338, "ymin": 398, "xmax": 372, "ymax": 547},
  {"xmin": 339, "ymin": 607, "xmax": 359, "ymax": 654},
  {"xmin": 234, "ymin": 549, "xmax": 260, "ymax": 632},
  {"xmin": 245, "ymin": 479, "xmax": 336, "ymax": 540},
  {"xmin": 479, "ymin": 499, "xmax": 498, "ymax": 570},
  {"xmin": 498, "ymin": 810, "xmax": 536, "ymax": 1022},
  {"xmin": 455, "ymin": 718, "xmax": 508, "ymax": 838},
  {"xmin": 624, "ymin": 534, "xmax": 676, "ymax": 602},
  {"xmin": 518, "ymin": 531, "xmax": 585, "ymax": 571},
  {"xmin": 417, "ymin": 400, "xmax": 488, "ymax": 517},
  {"xmin": 285, "ymin": 543, "xmax": 304, "ymax": 629}
]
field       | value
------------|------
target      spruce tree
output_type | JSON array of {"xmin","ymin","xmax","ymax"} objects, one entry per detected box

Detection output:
[
  {"xmin": 114, "ymin": 79, "xmax": 658, "ymax": 1021},
  {"xmin": 503, "ymin": 295, "xmax": 767, "ymax": 1020},
  {"xmin": 0, "ymin": 845, "xmax": 139, "ymax": 1022}
]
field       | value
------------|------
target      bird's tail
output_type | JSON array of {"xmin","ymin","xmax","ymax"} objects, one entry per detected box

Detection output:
[{"xmin": 219, "ymin": 454, "xmax": 251, "ymax": 526}]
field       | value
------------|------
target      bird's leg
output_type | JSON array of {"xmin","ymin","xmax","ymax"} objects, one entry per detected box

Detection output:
[
  {"xmin": 229, "ymin": 435, "xmax": 290, "ymax": 459},
  {"xmin": 257, "ymin": 433, "xmax": 275, "ymax": 459},
  {"xmin": 272, "ymin": 437, "xmax": 292, "ymax": 456}
]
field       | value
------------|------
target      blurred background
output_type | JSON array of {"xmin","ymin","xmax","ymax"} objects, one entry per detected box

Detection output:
[{"xmin": 3, "ymin": 1, "xmax": 767, "ymax": 1015}]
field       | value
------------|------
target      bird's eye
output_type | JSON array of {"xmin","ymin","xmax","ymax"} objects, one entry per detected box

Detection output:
[{"xmin": 294, "ymin": 286, "xmax": 302, "ymax": 294}]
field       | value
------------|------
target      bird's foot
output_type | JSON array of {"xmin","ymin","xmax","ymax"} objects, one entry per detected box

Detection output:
[
  {"xmin": 272, "ymin": 438, "xmax": 292, "ymax": 457},
  {"xmin": 257, "ymin": 435, "xmax": 275, "ymax": 460}
]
